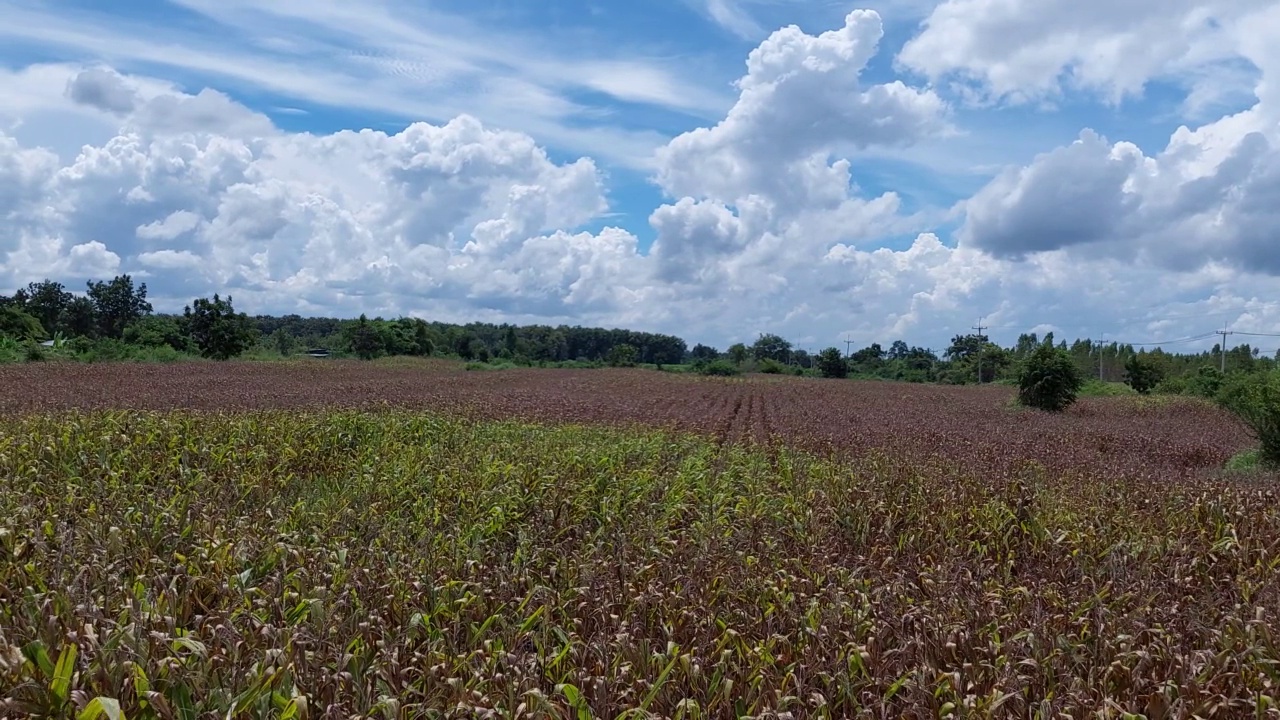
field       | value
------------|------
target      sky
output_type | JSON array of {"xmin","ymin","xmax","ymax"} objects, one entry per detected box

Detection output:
[{"xmin": 1, "ymin": 0, "xmax": 1278, "ymax": 353}]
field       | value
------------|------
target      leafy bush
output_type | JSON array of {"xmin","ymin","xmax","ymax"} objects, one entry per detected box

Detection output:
[
  {"xmin": 606, "ymin": 343, "xmax": 639, "ymax": 367},
  {"xmin": 1123, "ymin": 354, "xmax": 1164, "ymax": 395},
  {"xmin": 698, "ymin": 359, "xmax": 741, "ymax": 376},
  {"xmin": 1153, "ymin": 376, "xmax": 1189, "ymax": 395},
  {"xmin": 0, "ymin": 306, "xmax": 45, "ymax": 342},
  {"xmin": 124, "ymin": 315, "xmax": 190, "ymax": 352},
  {"xmin": 1017, "ymin": 343, "xmax": 1083, "ymax": 412},
  {"xmin": 1187, "ymin": 366, "xmax": 1224, "ymax": 398},
  {"xmin": 1215, "ymin": 372, "xmax": 1280, "ymax": 469},
  {"xmin": 758, "ymin": 359, "xmax": 786, "ymax": 374},
  {"xmin": 24, "ymin": 343, "xmax": 46, "ymax": 362},
  {"xmin": 0, "ymin": 336, "xmax": 21, "ymax": 363}
]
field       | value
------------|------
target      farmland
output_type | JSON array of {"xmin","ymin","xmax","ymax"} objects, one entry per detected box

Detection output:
[{"xmin": 3, "ymin": 360, "xmax": 1280, "ymax": 717}]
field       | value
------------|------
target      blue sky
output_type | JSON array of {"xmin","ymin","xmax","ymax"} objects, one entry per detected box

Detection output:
[{"xmin": 0, "ymin": 0, "xmax": 1278, "ymax": 350}]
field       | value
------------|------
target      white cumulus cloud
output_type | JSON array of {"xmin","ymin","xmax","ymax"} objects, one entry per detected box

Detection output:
[{"xmin": 3, "ymin": 2, "xmax": 1280, "ymax": 351}]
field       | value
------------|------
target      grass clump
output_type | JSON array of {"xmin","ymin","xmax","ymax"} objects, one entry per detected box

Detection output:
[
  {"xmin": 1079, "ymin": 379, "xmax": 1137, "ymax": 397},
  {"xmin": 1226, "ymin": 449, "xmax": 1261, "ymax": 471}
]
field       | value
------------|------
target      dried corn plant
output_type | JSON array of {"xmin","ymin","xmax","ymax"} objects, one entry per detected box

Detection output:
[{"xmin": 1, "ymin": 362, "xmax": 1277, "ymax": 718}]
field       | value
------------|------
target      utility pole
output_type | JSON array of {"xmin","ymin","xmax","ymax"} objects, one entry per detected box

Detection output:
[
  {"xmin": 844, "ymin": 337, "xmax": 854, "ymax": 358},
  {"xmin": 1095, "ymin": 337, "xmax": 1104, "ymax": 381},
  {"xmin": 1217, "ymin": 329, "xmax": 1233, "ymax": 372},
  {"xmin": 972, "ymin": 317, "xmax": 988, "ymax": 384}
]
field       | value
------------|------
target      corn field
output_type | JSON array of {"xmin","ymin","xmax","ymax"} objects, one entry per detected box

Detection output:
[{"xmin": 3, "ymin": 400, "xmax": 1280, "ymax": 717}]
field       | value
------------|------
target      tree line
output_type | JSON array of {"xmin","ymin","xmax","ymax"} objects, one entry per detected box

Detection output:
[
  {"xmin": 0, "ymin": 276, "xmax": 687, "ymax": 365},
  {"xmin": 2, "ymin": 275, "xmax": 1276, "ymax": 387},
  {"xmin": 690, "ymin": 331, "xmax": 1278, "ymax": 390}
]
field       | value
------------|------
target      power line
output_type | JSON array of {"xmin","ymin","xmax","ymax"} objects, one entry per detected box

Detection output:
[{"xmin": 1110, "ymin": 331, "xmax": 1220, "ymax": 347}]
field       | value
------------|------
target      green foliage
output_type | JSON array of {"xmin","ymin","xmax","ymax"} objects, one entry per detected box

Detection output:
[
  {"xmin": 606, "ymin": 343, "xmax": 639, "ymax": 367},
  {"xmin": 727, "ymin": 343, "xmax": 749, "ymax": 365},
  {"xmin": 1226, "ymin": 449, "xmax": 1260, "ymax": 472},
  {"xmin": 1187, "ymin": 366, "xmax": 1225, "ymax": 398},
  {"xmin": 123, "ymin": 315, "xmax": 190, "ymax": 352},
  {"xmin": 1123, "ymin": 354, "xmax": 1164, "ymax": 395},
  {"xmin": 815, "ymin": 347, "xmax": 848, "ymax": 379},
  {"xmin": 1153, "ymin": 375, "xmax": 1189, "ymax": 395},
  {"xmin": 1215, "ymin": 372, "xmax": 1280, "ymax": 469},
  {"xmin": 697, "ymin": 359, "xmax": 741, "ymax": 376},
  {"xmin": 183, "ymin": 294, "xmax": 258, "ymax": 360},
  {"xmin": 348, "ymin": 315, "xmax": 384, "ymax": 360},
  {"xmin": 270, "ymin": 328, "xmax": 300, "ymax": 356},
  {"xmin": 0, "ymin": 306, "xmax": 46, "ymax": 341},
  {"xmin": 690, "ymin": 343, "xmax": 719, "ymax": 362},
  {"xmin": 1017, "ymin": 343, "xmax": 1084, "ymax": 412},
  {"xmin": 0, "ymin": 336, "xmax": 22, "ymax": 363},
  {"xmin": 1078, "ymin": 379, "xmax": 1137, "ymax": 397},
  {"xmin": 86, "ymin": 275, "xmax": 152, "ymax": 339},
  {"xmin": 70, "ymin": 337, "xmax": 189, "ymax": 363},
  {"xmin": 751, "ymin": 333, "xmax": 792, "ymax": 363},
  {"xmin": 2, "ymin": 408, "xmax": 1278, "ymax": 714},
  {"xmin": 18, "ymin": 280, "xmax": 73, "ymax": 336},
  {"xmin": 62, "ymin": 296, "xmax": 97, "ymax": 338},
  {"xmin": 758, "ymin": 359, "xmax": 786, "ymax": 374}
]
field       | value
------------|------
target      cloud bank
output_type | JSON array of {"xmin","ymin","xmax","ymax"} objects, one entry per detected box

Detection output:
[{"xmin": 2, "ymin": 3, "xmax": 1279, "ymax": 350}]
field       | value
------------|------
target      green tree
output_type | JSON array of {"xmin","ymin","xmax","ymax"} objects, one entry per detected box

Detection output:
[
  {"xmin": 727, "ymin": 343, "xmax": 749, "ymax": 365},
  {"xmin": 606, "ymin": 343, "xmax": 638, "ymax": 367},
  {"xmin": 414, "ymin": 321, "xmax": 435, "ymax": 356},
  {"xmin": 1123, "ymin": 354, "xmax": 1164, "ymax": 395},
  {"xmin": 690, "ymin": 343, "xmax": 719, "ymax": 362},
  {"xmin": 124, "ymin": 315, "xmax": 190, "ymax": 351},
  {"xmin": 503, "ymin": 326, "xmax": 519, "ymax": 357},
  {"xmin": 182, "ymin": 294, "xmax": 257, "ymax": 360},
  {"xmin": 945, "ymin": 334, "xmax": 985, "ymax": 361},
  {"xmin": 63, "ymin": 296, "xmax": 97, "ymax": 338},
  {"xmin": 349, "ymin": 315, "xmax": 384, "ymax": 360},
  {"xmin": 849, "ymin": 343, "xmax": 885, "ymax": 372},
  {"xmin": 1017, "ymin": 343, "xmax": 1084, "ymax": 412},
  {"xmin": 816, "ymin": 347, "xmax": 848, "ymax": 378},
  {"xmin": 751, "ymin": 333, "xmax": 792, "ymax": 362},
  {"xmin": 21, "ymin": 280, "xmax": 73, "ymax": 336},
  {"xmin": 87, "ymin": 275, "xmax": 152, "ymax": 339},
  {"xmin": 271, "ymin": 328, "xmax": 298, "ymax": 356}
]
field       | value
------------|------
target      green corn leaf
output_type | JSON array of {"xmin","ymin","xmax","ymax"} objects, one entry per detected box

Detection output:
[
  {"xmin": 51, "ymin": 642, "xmax": 78, "ymax": 706},
  {"xmin": 78, "ymin": 697, "xmax": 124, "ymax": 720},
  {"xmin": 22, "ymin": 640, "xmax": 54, "ymax": 678}
]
